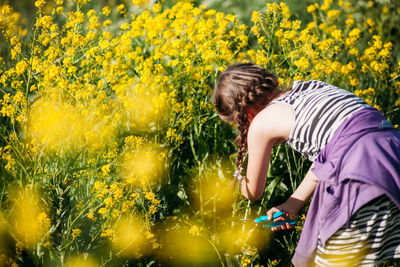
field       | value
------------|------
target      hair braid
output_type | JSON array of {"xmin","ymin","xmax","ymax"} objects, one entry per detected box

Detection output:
[
  {"xmin": 234, "ymin": 85, "xmax": 251, "ymax": 172},
  {"xmin": 212, "ymin": 63, "xmax": 279, "ymax": 182}
]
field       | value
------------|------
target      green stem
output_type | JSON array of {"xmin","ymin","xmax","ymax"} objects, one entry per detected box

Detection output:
[{"xmin": 206, "ymin": 237, "xmax": 226, "ymax": 267}]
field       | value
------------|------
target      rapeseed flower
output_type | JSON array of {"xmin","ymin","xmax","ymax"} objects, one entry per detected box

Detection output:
[
  {"xmin": 121, "ymin": 143, "xmax": 167, "ymax": 187},
  {"xmin": 9, "ymin": 189, "xmax": 50, "ymax": 248},
  {"xmin": 65, "ymin": 255, "xmax": 99, "ymax": 267},
  {"xmin": 112, "ymin": 215, "xmax": 151, "ymax": 258}
]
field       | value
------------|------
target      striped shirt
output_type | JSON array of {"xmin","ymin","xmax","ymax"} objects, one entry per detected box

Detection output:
[
  {"xmin": 272, "ymin": 80, "xmax": 369, "ymax": 160},
  {"xmin": 315, "ymin": 195, "xmax": 400, "ymax": 266}
]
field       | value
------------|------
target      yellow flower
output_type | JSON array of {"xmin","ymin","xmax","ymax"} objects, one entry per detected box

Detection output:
[
  {"xmin": 144, "ymin": 191, "xmax": 155, "ymax": 201},
  {"xmin": 148, "ymin": 205, "xmax": 158, "ymax": 214},
  {"xmin": 100, "ymin": 229, "xmax": 113, "ymax": 238},
  {"xmin": 93, "ymin": 181, "xmax": 104, "ymax": 191},
  {"xmin": 104, "ymin": 197, "xmax": 113, "ymax": 207},
  {"xmin": 72, "ymin": 228, "xmax": 82, "ymax": 239},
  {"xmin": 240, "ymin": 257, "xmax": 251, "ymax": 266},
  {"xmin": 55, "ymin": 6, "xmax": 63, "ymax": 14},
  {"xmin": 10, "ymin": 191, "xmax": 50, "ymax": 248},
  {"xmin": 35, "ymin": 0, "xmax": 45, "ymax": 8},
  {"xmin": 113, "ymin": 187, "xmax": 123, "ymax": 200},
  {"xmin": 103, "ymin": 19, "xmax": 111, "ymax": 27},
  {"xmin": 98, "ymin": 207, "xmax": 108, "ymax": 215},
  {"xmin": 153, "ymin": 3, "xmax": 161, "ymax": 13},
  {"xmin": 379, "ymin": 48, "xmax": 391, "ymax": 59},
  {"xmin": 130, "ymin": 193, "xmax": 140, "ymax": 201},
  {"xmin": 132, "ymin": 0, "xmax": 147, "ymax": 5},
  {"xmin": 15, "ymin": 241, "xmax": 24, "ymax": 255},
  {"xmin": 280, "ymin": 2, "xmax": 291, "ymax": 18},
  {"xmin": 331, "ymin": 29, "xmax": 342, "ymax": 41},
  {"xmin": 12, "ymin": 91, "xmax": 24, "ymax": 105},
  {"xmin": 366, "ymin": 18, "xmax": 375, "ymax": 27},
  {"xmin": 35, "ymin": 15, "xmax": 53, "ymax": 28},
  {"xmin": 349, "ymin": 28, "xmax": 361, "ymax": 39},
  {"xmin": 307, "ymin": 4, "xmax": 316, "ymax": 13},
  {"xmin": 188, "ymin": 225, "xmax": 201, "ymax": 236},
  {"xmin": 120, "ymin": 23, "xmax": 129, "ymax": 30},
  {"xmin": 251, "ymin": 11, "xmax": 262, "ymax": 24},
  {"xmin": 117, "ymin": 4, "xmax": 126, "ymax": 15},
  {"xmin": 349, "ymin": 77, "xmax": 360, "ymax": 87},
  {"xmin": 266, "ymin": 3, "xmax": 280, "ymax": 13},
  {"xmin": 327, "ymin": 10, "xmax": 340, "ymax": 20},
  {"xmin": 87, "ymin": 211, "xmax": 96, "ymax": 222},
  {"xmin": 345, "ymin": 18, "xmax": 354, "ymax": 26},
  {"xmin": 101, "ymin": 165, "xmax": 111, "ymax": 177},
  {"xmin": 102, "ymin": 6, "xmax": 111, "ymax": 16},
  {"xmin": 294, "ymin": 57, "xmax": 310, "ymax": 70}
]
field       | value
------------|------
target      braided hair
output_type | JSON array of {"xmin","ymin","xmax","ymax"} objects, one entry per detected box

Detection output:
[{"xmin": 213, "ymin": 63, "xmax": 279, "ymax": 181}]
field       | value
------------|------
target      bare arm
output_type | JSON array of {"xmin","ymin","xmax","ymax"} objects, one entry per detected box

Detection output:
[
  {"xmin": 283, "ymin": 163, "xmax": 318, "ymax": 214},
  {"xmin": 238, "ymin": 136, "xmax": 274, "ymax": 200},
  {"xmin": 266, "ymin": 164, "xmax": 318, "ymax": 230},
  {"xmin": 238, "ymin": 103, "xmax": 293, "ymax": 200}
]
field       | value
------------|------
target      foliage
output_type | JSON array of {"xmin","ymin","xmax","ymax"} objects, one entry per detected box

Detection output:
[{"xmin": 0, "ymin": 0, "xmax": 399, "ymax": 266}]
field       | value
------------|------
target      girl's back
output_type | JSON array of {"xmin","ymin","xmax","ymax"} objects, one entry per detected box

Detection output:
[{"xmin": 271, "ymin": 80, "xmax": 369, "ymax": 160}]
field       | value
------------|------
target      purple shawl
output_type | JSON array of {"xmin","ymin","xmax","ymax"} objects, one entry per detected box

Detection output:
[{"xmin": 292, "ymin": 107, "xmax": 400, "ymax": 266}]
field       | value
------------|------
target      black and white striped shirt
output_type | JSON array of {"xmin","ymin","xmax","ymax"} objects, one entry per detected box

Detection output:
[
  {"xmin": 273, "ymin": 80, "xmax": 369, "ymax": 160},
  {"xmin": 315, "ymin": 195, "xmax": 400, "ymax": 266}
]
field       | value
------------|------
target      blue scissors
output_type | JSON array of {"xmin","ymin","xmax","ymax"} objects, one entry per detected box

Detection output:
[{"xmin": 254, "ymin": 210, "xmax": 297, "ymax": 228}]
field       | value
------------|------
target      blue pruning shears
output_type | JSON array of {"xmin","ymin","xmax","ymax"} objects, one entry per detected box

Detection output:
[{"xmin": 254, "ymin": 210, "xmax": 297, "ymax": 228}]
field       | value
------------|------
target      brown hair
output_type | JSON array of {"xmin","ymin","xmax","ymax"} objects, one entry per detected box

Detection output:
[{"xmin": 212, "ymin": 63, "xmax": 279, "ymax": 177}]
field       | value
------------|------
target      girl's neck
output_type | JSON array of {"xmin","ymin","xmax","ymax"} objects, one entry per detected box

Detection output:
[{"xmin": 247, "ymin": 88, "xmax": 291, "ymax": 122}]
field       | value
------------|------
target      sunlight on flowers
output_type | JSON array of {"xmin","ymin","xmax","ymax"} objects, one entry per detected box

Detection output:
[
  {"xmin": 26, "ymin": 99, "xmax": 85, "ymax": 152},
  {"xmin": 196, "ymin": 168, "xmax": 234, "ymax": 217},
  {"xmin": 9, "ymin": 189, "xmax": 50, "ymax": 249},
  {"xmin": 122, "ymin": 80, "xmax": 171, "ymax": 133},
  {"xmin": 65, "ymin": 254, "xmax": 99, "ymax": 267},
  {"xmin": 159, "ymin": 228, "xmax": 215, "ymax": 265},
  {"xmin": 26, "ymin": 97, "xmax": 116, "ymax": 153},
  {"xmin": 121, "ymin": 143, "xmax": 167, "ymax": 187},
  {"xmin": 112, "ymin": 215, "xmax": 151, "ymax": 258},
  {"xmin": 217, "ymin": 221, "xmax": 270, "ymax": 255}
]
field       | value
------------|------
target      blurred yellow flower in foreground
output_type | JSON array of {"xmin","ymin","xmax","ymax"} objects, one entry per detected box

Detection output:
[
  {"xmin": 65, "ymin": 254, "xmax": 99, "ymax": 267},
  {"xmin": 122, "ymin": 86, "xmax": 171, "ymax": 133},
  {"xmin": 197, "ymin": 170, "xmax": 234, "ymax": 217},
  {"xmin": 26, "ymin": 97, "xmax": 116, "ymax": 153},
  {"xmin": 159, "ymin": 228, "xmax": 215, "ymax": 265},
  {"xmin": 121, "ymin": 143, "xmax": 167, "ymax": 186},
  {"xmin": 9, "ymin": 189, "xmax": 50, "ymax": 248},
  {"xmin": 217, "ymin": 221, "xmax": 270, "ymax": 255},
  {"xmin": 112, "ymin": 215, "xmax": 151, "ymax": 258}
]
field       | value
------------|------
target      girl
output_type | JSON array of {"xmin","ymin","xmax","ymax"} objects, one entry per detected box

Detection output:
[{"xmin": 213, "ymin": 63, "xmax": 400, "ymax": 266}]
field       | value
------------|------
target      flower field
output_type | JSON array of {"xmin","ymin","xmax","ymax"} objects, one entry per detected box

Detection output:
[{"xmin": 0, "ymin": 0, "xmax": 399, "ymax": 266}]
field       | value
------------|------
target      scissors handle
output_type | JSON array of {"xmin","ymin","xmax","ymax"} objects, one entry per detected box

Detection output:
[
  {"xmin": 254, "ymin": 210, "xmax": 284, "ymax": 223},
  {"xmin": 261, "ymin": 220, "xmax": 297, "ymax": 228}
]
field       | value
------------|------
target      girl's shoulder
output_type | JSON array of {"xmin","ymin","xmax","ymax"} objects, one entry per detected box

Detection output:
[{"xmin": 249, "ymin": 102, "xmax": 294, "ymax": 144}]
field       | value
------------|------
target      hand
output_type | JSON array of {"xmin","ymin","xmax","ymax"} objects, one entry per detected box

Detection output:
[
  {"xmin": 266, "ymin": 198, "xmax": 303, "ymax": 232},
  {"xmin": 266, "ymin": 206, "xmax": 293, "ymax": 231}
]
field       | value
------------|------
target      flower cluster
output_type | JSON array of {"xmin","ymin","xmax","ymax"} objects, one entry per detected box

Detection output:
[{"xmin": 248, "ymin": 1, "xmax": 399, "ymax": 116}]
